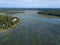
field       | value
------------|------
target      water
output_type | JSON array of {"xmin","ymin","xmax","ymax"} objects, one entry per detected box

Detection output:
[{"xmin": 0, "ymin": 10, "xmax": 60, "ymax": 45}]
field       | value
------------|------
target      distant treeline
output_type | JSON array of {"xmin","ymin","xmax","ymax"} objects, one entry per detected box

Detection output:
[
  {"xmin": 0, "ymin": 8, "xmax": 47, "ymax": 10},
  {"xmin": 0, "ymin": 8, "xmax": 60, "ymax": 10},
  {"xmin": 38, "ymin": 9, "xmax": 60, "ymax": 16}
]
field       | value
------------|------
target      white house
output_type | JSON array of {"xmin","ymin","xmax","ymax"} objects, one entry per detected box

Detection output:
[{"xmin": 12, "ymin": 18, "xmax": 17, "ymax": 22}]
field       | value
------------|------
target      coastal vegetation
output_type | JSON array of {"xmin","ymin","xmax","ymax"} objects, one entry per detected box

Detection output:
[
  {"xmin": 38, "ymin": 9, "xmax": 60, "ymax": 16},
  {"xmin": 0, "ymin": 9, "xmax": 24, "ymax": 15},
  {"xmin": 0, "ymin": 15, "xmax": 20, "ymax": 30}
]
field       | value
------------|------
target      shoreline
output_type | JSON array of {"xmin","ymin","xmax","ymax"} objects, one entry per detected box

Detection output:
[{"xmin": 0, "ymin": 20, "xmax": 20, "ymax": 33}]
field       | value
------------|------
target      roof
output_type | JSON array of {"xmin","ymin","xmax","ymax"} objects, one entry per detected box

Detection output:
[{"xmin": 12, "ymin": 18, "xmax": 17, "ymax": 22}]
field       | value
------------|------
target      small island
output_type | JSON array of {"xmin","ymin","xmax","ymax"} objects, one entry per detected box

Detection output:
[{"xmin": 0, "ymin": 15, "xmax": 20, "ymax": 31}]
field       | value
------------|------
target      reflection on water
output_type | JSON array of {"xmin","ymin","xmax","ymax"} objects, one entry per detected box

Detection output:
[{"xmin": 0, "ymin": 10, "xmax": 60, "ymax": 45}]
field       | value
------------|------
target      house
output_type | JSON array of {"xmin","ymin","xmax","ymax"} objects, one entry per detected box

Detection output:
[{"xmin": 12, "ymin": 17, "xmax": 17, "ymax": 22}]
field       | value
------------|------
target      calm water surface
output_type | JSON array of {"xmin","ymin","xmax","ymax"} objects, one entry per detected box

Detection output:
[{"xmin": 0, "ymin": 10, "xmax": 60, "ymax": 45}]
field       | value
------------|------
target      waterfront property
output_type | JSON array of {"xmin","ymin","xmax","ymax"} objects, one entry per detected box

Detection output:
[{"xmin": 0, "ymin": 15, "xmax": 20, "ymax": 30}]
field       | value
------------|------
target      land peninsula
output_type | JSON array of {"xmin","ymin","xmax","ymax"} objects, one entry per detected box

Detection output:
[{"xmin": 0, "ymin": 15, "xmax": 20, "ymax": 31}]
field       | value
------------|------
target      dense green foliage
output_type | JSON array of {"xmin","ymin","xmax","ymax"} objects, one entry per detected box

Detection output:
[{"xmin": 0, "ymin": 15, "xmax": 19, "ymax": 29}]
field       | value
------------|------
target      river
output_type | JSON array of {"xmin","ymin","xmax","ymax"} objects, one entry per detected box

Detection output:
[{"xmin": 0, "ymin": 10, "xmax": 60, "ymax": 45}]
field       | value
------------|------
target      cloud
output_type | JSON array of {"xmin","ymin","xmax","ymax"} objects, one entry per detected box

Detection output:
[{"xmin": 0, "ymin": 0, "xmax": 60, "ymax": 8}]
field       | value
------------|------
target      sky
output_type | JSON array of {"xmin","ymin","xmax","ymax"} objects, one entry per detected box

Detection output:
[{"xmin": 0, "ymin": 0, "xmax": 60, "ymax": 8}]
